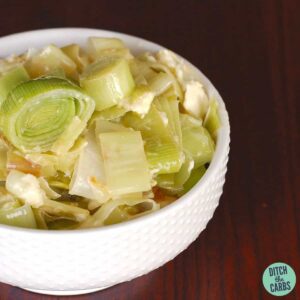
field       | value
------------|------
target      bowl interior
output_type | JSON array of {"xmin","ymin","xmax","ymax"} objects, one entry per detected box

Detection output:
[{"xmin": 0, "ymin": 28, "xmax": 230, "ymax": 234}]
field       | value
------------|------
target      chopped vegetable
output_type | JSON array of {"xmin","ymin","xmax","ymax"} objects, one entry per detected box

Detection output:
[
  {"xmin": 80, "ymin": 197, "xmax": 159, "ymax": 228},
  {"xmin": 183, "ymin": 81, "xmax": 209, "ymax": 120},
  {"xmin": 80, "ymin": 57, "xmax": 135, "ymax": 111},
  {"xmin": 122, "ymin": 105, "xmax": 183, "ymax": 174},
  {"xmin": 181, "ymin": 114, "xmax": 215, "ymax": 168},
  {"xmin": 69, "ymin": 129, "xmax": 110, "ymax": 204},
  {"xmin": 0, "ymin": 204, "xmax": 37, "ymax": 229},
  {"xmin": 25, "ymin": 45, "xmax": 77, "ymax": 79},
  {"xmin": 0, "ymin": 65, "xmax": 29, "ymax": 105},
  {"xmin": 61, "ymin": 44, "xmax": 89, "ymax": 72},
  {"xmin": 0, "ymin": 37, "xmax": 220, "ymax": 229},
  {"xmin": 0, "ymin": 77, "xmax": 95, "ymax": 153},
  {"xmin": 204, "ymin": 99, "xmax": 221, "ymax": 140},
  {"xmin": 6, "ymin": 170, "xmax": 48, "ymax": 208},
  {"xmin": 120, "ymin": 85, "xmax": 154, "ymax": 117},
  {"xmin": 87, "ymin": 37, "xmax": 132, "ymax": 61},
  {"xmin": 98, "ymin": 131, "xmax": 151, "ymax": 195}
]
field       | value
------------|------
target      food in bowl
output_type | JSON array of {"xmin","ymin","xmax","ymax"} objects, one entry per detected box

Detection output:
[{"xmin": 0, "ymin": 37, "xmax": 220, "ymax": 230}]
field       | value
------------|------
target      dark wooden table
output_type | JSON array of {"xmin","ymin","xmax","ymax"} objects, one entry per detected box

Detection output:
[{"xmin": 0, "ymin": 0, "xmax": 299, "ymax": 299}]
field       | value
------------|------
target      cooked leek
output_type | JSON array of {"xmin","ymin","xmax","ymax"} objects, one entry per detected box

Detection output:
[
  {"xmin": 0, "ymin": 77, "xmax": 95, "ymax": 153},
  {"xmin": 80, "ymin": 57, "xmax": 135, "ymax": 111},
  {"xmin": 95, "ymin": 119, "xmax": 131, "ymax": 134},
  {"xmin": 98, "ymin": 131, "xmax": 151, "ymax": 195},
  {"xmin": 181, "ymin": 113, "xmax": 215, "ymax": 168},
  {"xmin": 69, "ymin": 129, "xmax": 109, "ymax": 204},
  {"xmin": 183, "ymin": 81, "xmax": 209, "ymax": 120},
  {"xmin": 156, "ymin": 152, "xmax": 194, "ymax": 194},
  {"xmin": 0, "ymin": 37, "xmax": 221, "ymax": 230},
  {"xmin": 61, "ymin": 44, "xmax": 89, "ymax": 72},
  {"xmin": 80, "ymin": 197, "xmax": 159, "ymax": 228},
  {"xmin": 120, "ymin": 85, "xmax": 154, "ymax": 117},
  {"xmin": 87, "ymin": 37, "xmax": 132, "ymax": 61},
  {"xmin": 204, "ymin": 99, "xmax": 221, "ymax": 140},
  {"xmin": 181, "ymin": 166, "xmax": 206, "ymax": 195},
  {"xmin": 90, "ymin": 105, "xmax": 128, "ymax": 121},
  {"xmin": 148, "ymin": 72, "xmax": 173, "ymax": 96},
  {"xmin": 41, "ymin": 199, "xmax": 89, "ymax": 223},
  {"xmin": 154, "ymin": 95, "xmax": 182, "ymax": 147},
  {"xmin": 6, "ymin": 170, "xmax": 48, "ymax": 208},
  {"xmin": 0, "ymin": 138, "xmax": 8, "ymax": 181},
  {"xmin": 7, "ymin": 150, "xmax": 41, "ymax": 176},
  {"xmin": 25, "ymin": 45, "xmax": 77, "ymax": 79},
  {"xmin": 122, "ymin": 106, "xmax": 183, "ymax": 174},
  {"xmin": 0, "ymin": 65, "xmax": 29, "ymax": 105},
  {"xmin": 0, "ymin": 204, "xmax": 37, "ymax": 228},
  {"xmin": 25, "ymin": 137, "xmax": 87, "ymax": 178},
  {"xmin": 146, "ymin": 61, "xmax": 183, "ymax": 101}
]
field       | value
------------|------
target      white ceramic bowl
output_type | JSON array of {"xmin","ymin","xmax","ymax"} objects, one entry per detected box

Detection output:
[{"xmin": 0, "ymin": 28, "xmax": 230, "ymax": 296}]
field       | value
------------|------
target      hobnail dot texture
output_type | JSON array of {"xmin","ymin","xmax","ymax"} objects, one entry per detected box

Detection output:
[{"xmin": 0, "ymin": 145, "xmax": 229, "ymax": 291}]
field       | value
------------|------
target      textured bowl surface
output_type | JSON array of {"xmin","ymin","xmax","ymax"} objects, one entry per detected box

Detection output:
[{"xmin": 0, "ymin": 28, "xmax": 230, "ymax": 295}]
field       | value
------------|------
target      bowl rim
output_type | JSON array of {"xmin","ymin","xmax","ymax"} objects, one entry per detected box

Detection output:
[{"xmin": 0, "ymin": 27, "xmax": 230, "ymax": 235}]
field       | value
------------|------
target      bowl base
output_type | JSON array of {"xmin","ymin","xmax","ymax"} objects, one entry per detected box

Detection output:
[{"xmin": 22, "ymin": 286, "xmax": 110, "ymax": 296}]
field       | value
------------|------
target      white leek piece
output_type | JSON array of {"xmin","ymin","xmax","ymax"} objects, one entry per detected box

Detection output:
[
  {"xmin": 69, "ymin": 129, "xmax": 110, "ymax": 204},
  {"xmin": 183, "ymin": 81, "xmax": 209, "ymax": 120},
  {"xmin": 6, "ymin": 170, "xmax": 47, "ymax": 208},
  {"xmin": 98, "ymin": 131, "xmax": 151, "ymax": 195},
  {"xmin": 120, "ymin": 85, "xmax": 154, "ymax": 117},
  {"xmin": 61, "ymin": 44, "xmax": 89, "ymax": 72},
  {"xmin": 87, "ymin": 37, "xmax": 132, "ymax": 61},
  {"xmin": 95, "ymin": 119, "xmax": 131, "ymax": 134},
  {"xmin": 25, "ymin": 45, "xmax": 77, "ymax": 79},
  {"xmin": 148, "ymin": 72, "xmax": 173, "ymax": 96}
]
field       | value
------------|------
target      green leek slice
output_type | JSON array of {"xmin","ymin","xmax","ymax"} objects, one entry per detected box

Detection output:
[
  {"xmin": 0, "ymin": 138, "xmax": 8, "ymax": 180},
  {"xmin": 181, "ymin": 166, "xmax": 206, "ymax": 195},
  {"xmin": 0, "ymin": 203, "xmax": 37, "ymax": 228},
  {"xmin": 181, "ymin": 113, "xmax": 215, "ymax": 168},
  {"xmin": 156, "ymin": 151, "xmax": 194, "ymax": 194},
  {"xmin": 122, "ymin": 106, "xmax": 183, "ymax": 174},
  {"xmin": 41, "ymin": 199, "xmax": 89, "ymax": 223},
  {"xmin": 203, "ymin": 99, "xmax": 221, "ymax": 140},
  {"xmin": 80, "ymin": 57, "xmax": 135, "ymax": 111},
  {"xmin": 98, "ymin": 131, "xmax": 151, "ymax": 195},
  {"xmin": 0, "ymin": 77, "xmax": 95, "ymax": 153}
]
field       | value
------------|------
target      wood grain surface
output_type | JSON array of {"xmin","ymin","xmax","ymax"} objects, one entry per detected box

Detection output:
[{"xmin": 0, "ymin": 0, "xmax": 299, "ymax": 299}]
